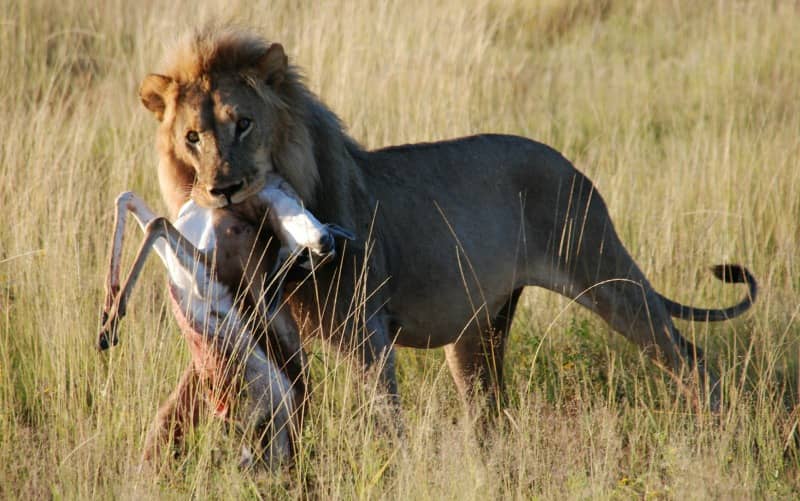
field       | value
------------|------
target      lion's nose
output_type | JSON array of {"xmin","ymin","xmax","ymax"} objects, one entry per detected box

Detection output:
[{"xmin": 208, "ymin": 181, "xmax": 244, "ymax": 200}]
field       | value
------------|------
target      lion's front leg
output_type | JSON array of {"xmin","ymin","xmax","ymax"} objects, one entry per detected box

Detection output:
[
  {"xmin": 363, "ymin": 315, "xmax": 399, "ymax": 400},
  {"xmin": 328, "ymin": 311, "xmax": 400, "ymax": 413}
]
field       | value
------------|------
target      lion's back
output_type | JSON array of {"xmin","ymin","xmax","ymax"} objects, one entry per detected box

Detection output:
[
  {"xmin": 360, "ymin": 134, "xmax": 581, "ymax": 240},
  {"xmin": 355, "ymin": 134, "xmax": 586, "ymax": 342}
]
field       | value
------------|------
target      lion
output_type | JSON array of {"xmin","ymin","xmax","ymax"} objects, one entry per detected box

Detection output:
[{"xmin": 139, "ymin": 28, "xmax": 757, "ymax": 416}]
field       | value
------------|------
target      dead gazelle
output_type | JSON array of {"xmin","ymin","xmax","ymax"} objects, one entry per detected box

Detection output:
[{"xmin": 98, "ymin": 175, "xmax": 353, "ymax": 465}]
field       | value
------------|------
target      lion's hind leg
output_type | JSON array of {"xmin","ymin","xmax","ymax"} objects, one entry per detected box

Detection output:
[
  {"xmin": 444, "ymin": 288, "xmax": 523, "ymax": 414},
  {"xmin": 553, "ymin": 230, "xmax": 721, "ymax": 410},
  {"xmin": 524, "ymin": 176, "xmax": 721, "ymax": 409},
  {"xmin": 580, "ymin": 275, "xmax": 719, "ymax": 409}
]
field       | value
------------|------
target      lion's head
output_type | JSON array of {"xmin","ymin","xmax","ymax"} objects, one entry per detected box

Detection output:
[{"xmin": 140, "ymin": 29, "xmax": 319, "ymax": 211}]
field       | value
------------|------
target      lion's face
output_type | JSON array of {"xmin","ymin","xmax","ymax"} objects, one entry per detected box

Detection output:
[
  {"xmin": 140, "ymin": 43, "xmax": 290, "ymax": 209},
  {"xmin": 170, "ymin": 75, "xmax": 277, "ymax": 208}
]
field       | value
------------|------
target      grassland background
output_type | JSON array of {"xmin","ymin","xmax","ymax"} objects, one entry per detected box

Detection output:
[{"xmin": 2, "ymin": 0, "xmax": 799, "ymax": 498}]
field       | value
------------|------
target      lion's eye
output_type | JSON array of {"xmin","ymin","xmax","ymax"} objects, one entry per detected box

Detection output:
[
  {"xmin": 186, "ymin": 130, "xmax": 200, "ymax": 144},
  {"xmin": 235, "ymin": 118, "xmax": 252, "ymax": 135}
]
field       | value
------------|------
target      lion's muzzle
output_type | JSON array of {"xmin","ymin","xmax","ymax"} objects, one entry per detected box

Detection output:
[{"xmin": 208, "ymin": 181, "xmax": 244, "ymax": 206}]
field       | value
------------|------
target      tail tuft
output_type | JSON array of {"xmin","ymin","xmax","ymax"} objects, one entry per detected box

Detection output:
[{"xmin": 710, "ymin": 264, "xmax": 752, "ymax": 284}]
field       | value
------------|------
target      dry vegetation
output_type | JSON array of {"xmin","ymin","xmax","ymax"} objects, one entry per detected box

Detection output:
[{"xmin": 2, "ymin": 0, "xmax": 800, "ymax": 498}]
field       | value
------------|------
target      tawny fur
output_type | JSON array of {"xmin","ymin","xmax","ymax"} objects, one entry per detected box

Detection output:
[{"xmin": 140, "ymin": 28, "xmax": 757, "ymax": 413}]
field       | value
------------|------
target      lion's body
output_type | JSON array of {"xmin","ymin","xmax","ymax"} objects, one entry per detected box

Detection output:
[
  {"xmin": 279, "ymin": 121, "xmax": 699, "ymax": 401},
  {"xmin": 357, "ymin": 134, "xmax": 591, "ymax": 348},
  {"xmin": 140, "ymin": 29, "xmax": 756, "ymax": 417}
]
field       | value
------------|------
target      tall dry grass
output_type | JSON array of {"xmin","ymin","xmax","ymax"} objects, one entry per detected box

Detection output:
[{"xmin": 2, "ymin": 0, "xmax": 799, "ymax": 497}]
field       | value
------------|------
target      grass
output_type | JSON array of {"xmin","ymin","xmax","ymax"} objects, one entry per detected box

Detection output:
[{"xmin": 2, "ymin": 0, "xmax": 800, "ymax": 497}]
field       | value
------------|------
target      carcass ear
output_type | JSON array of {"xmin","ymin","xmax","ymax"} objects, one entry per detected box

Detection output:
[
  {"xmin": 139, "ymin": 74, "xmax": 172, "ymax": 121},
  {"xmin": 254, "ymin": 43, "xmax": 288, "ymax": 87}
]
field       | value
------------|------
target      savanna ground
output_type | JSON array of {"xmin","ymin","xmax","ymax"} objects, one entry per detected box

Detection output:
[{"xmin": 2, "ymin": 0, "xmax": 800, "ymax": 498}]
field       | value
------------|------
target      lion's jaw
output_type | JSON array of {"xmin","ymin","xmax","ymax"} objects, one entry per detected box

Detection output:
[{"xmin": 190, "ymin": 163, "xmax": 272, "ymax": 209}]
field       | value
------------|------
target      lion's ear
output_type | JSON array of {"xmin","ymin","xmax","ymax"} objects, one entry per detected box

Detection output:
[
  {"xmin": 139, "ymin": 74, "xmax": 173, "ymax": 121},
  {"xmin": 255, "ymin": 43, "xmax": 288, "ymax": 87}
]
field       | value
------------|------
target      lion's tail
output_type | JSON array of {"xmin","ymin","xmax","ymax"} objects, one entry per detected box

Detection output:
[{"xmin": 657, "ymin": 264, "xmax": 758, "ymax": 322}]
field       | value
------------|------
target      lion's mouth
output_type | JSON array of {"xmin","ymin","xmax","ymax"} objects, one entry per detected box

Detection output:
[
  {"xmin": 229, "ymin": 177, "xmax": 266, "ymax": 205},
  {"xmin": 194, "ymin": 176, "xmax": 268, "ymax": 209}
]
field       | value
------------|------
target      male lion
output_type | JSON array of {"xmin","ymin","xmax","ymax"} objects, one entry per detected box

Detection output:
[{"xmin": 139, "ymin": 28, "xmax": 756, "ymax": 413}]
